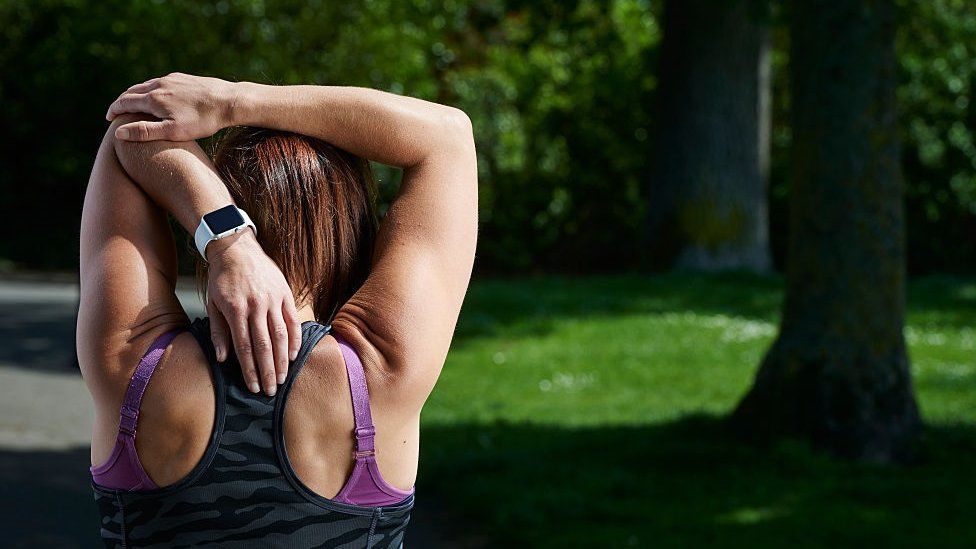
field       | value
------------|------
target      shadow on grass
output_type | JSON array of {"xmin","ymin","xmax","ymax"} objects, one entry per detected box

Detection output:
[
  {"xmin": 907, "ymin": 275, "xmax": 976, "ymax": 329},
  {"xmin": 2, "ymin": 420, "xmax": 971, "ymax": 548},
  {"xmin": 418, "ymin": 416, "xmax": 976, "ymax": 548}
]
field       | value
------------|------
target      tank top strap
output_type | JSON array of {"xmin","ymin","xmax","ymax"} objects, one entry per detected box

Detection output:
[
  {"xmin": 333, "ymin": 334, "xmax": 376, "ymax": 456},
  {"xmin": 186, "ymin": 317, "xmax": 217, "ymax": 365},
  {"xmin": 119, "ymin": 327, "xmax": 184, "ymax": 436},
  {"xmin": 296, "ymin": 321, "xmax": 333, "ymax": 370}
]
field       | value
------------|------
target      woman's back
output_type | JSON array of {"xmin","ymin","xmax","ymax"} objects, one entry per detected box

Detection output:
[
  {"xmin": 92, "ymin": 318, "xmax": 413, "ymax": 548},
  {"xmin": 80, "ymin": 75, "xmax": 476, "ymax": 547}
]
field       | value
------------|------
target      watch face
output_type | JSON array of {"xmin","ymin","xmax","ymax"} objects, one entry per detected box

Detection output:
[{"xmin": 204, "ymin": 205, "xmax": 246, "ymax": 235}]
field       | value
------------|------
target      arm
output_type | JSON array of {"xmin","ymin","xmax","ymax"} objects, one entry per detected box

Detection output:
[
  {"xmin": 80, "ymin": 112, "xmax": 302, "ymax": 399},
  {"xmin": 110, "ymin": 74, "xmax": 478, "ymax": 408},
  {"xmin": 239, "ymin": 84, "xmax": 478, "ymax": 406},
  {"xmin": 232, "ymin": 84, "xmax": 474, "ymax": 171},
  {"xmin": 78, "ymin": 115, "xmax": 188, "ymax": 403}
]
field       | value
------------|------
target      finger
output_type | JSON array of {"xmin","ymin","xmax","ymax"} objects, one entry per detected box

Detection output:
[
  {"xmin": 282, "ymin": 296, "xmax": 302, "ymax": 362},
  {"xmin": 206, "ymin": 301, "xmax": 231, "ymax": 362},
  {"xmin": 226, "ymin": 301, "xmax": 260, "ymax": 394},
  {"xmin": 268, "ymin": 307, "xmax": 289, "ymax": 385},
  {"xmin": 106, "ymin": 93, "xmax": 158, "ymax": 121},
  {"xmin": 115, "ymin": 119, "xmax": 177, "ymax": 142},
  {"xmin": 249, "ymin": 307, "xmax": 277, "ymax": 396},
  {"xmin": 126, "ymin": 78, "xmax": 160, "ymax": 94}
]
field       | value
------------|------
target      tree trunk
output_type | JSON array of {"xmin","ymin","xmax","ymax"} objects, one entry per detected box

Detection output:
[
  {"xmin": 730, "ymin": 0, "xmax": 921, "ymax": 463},
  {"xmin": 647, "ymin": 0, "xmax": 772, "ymax": 272}
]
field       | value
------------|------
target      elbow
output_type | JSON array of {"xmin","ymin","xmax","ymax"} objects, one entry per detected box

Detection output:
[
  {"xmin": 438, "ymin": 106, "xmax": 475, "ymax": 155},
  {"xmin": 105, "ymin": 113, "xmax": 155, "ymax": 159},
  {"xmin": 443, "ymin": 106, "xmax": 473, "ymax": 136}
]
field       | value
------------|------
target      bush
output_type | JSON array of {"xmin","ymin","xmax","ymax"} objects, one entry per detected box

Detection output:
[{"xmin": 0, "ymin": 0, "xmax": 972, "ymax": 274}]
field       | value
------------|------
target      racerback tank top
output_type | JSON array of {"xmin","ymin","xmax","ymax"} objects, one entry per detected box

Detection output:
[{"xmin": 91, "ymin": 318, "xmax": 413, "ymax": 548}]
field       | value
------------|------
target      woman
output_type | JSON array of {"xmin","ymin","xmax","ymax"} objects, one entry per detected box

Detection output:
[{"xmin": 78, "ymin": 73, "xmax": 477, "ymax": 547}]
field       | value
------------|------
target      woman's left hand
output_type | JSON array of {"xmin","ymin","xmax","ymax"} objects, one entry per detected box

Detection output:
[{"xmin": 106, "ymin": 72, "xmax": 238, "ymax": 142}]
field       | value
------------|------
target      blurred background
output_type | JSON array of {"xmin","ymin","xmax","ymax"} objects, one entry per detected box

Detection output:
[{"xmin": 0, "ymin": 0, "xmax": 973, "ymax": 547}]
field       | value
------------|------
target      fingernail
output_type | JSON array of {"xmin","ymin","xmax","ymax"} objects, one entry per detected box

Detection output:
[
  {"xmin": 116, "ymin": 127, "xmax": 131, "ymax": 140},
  {"xmin": 277, "ymin": 373, "xmax": 286, "ymax": 385},
  {"xmin": 267, "ymin": 385, "xmax": 277, "ymax": 397},
  {"xmin": 214, "ymin": 345, "xmax": 222, "ymax": 361},
  {"xmin": 248, "ymin": 381, "xmax": 260, "ymax": 393},
  {"xmin": 289, "ymin": 350, "xmax": 298, "ymax": 361}
]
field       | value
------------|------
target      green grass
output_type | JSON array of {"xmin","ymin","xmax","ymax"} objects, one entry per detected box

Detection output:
[{"xmin": 416, "ymin": 273, "xmax": 976, "ymax": 548}]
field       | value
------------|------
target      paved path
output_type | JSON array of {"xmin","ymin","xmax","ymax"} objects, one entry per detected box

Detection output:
[{"xmin": 0, "ymin": 279, "xmax": 456, "ymax": 547}]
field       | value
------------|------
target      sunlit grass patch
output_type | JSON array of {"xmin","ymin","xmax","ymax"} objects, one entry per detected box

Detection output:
[{"xmin": 419, "ymin": 274, "xmax": 976, "ymax": 547}]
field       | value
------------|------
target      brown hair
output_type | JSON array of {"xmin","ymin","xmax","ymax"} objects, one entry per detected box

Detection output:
[{"xmin": 196, "ymin": 126, "xmax": 378, "ymax": 323}]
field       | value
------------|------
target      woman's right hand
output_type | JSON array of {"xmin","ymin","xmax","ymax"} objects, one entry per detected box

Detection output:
[
  {"xmin": 106, "ymin": 72, "xmax": 238, "ymax": 142},
  {"xmin": 204, "ymin": 229, "xmax": 303, "ymax": 396}
]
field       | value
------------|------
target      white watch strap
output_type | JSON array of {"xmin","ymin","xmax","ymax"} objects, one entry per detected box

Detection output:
[
  {"xmin": 194, "ymin": 217, "xmax": 215, "ymax": 259},
  {"xmin": 194, "ymin": 207, "xmax": 257, "ymax": 260}
]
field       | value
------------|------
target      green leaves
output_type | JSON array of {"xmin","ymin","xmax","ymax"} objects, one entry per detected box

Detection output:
[
  {"xmin": 0, "ymin": 0, "xmax": 973, "ymax": 272},
  {"xmin": 898, "ymin": 0, "xmax": 976, "ymax": 269}
]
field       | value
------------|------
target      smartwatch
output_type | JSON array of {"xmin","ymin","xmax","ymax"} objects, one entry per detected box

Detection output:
[{"xmin": 194, "ymin": 205, "xmax": 257, "ymax": 260}]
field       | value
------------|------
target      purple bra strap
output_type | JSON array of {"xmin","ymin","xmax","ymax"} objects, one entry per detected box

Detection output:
[
  {"xmin": 334, "ymin": 335, "xmax": 376, "ymax": 458},
  {"xmin": 332, "ymin": 334, "xmax": 413, "ymax": 505},
  {"xmin": 120, "ymin": 328, "xmax": 183, "ymax": 437},
  {"xmin": 91, "ymin": 327, "xmax": 184, "ymax": 491}
]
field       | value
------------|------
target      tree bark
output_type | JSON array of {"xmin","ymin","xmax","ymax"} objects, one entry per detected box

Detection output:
[
  {"xmin": 730, "ymin": 0, "xmax": 921, "ymax": 463},
  {"xmin": 647, "ymin": 0, "xmax": 772, "ymax": 272}
]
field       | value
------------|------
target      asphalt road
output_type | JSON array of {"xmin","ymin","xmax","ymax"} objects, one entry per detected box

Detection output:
[{"xmin": 0, "ymin": 278, "xmax": 457, "ymax": 548}]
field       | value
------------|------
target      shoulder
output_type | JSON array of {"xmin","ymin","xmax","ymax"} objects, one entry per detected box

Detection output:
[
  {"xmin": 78, "ymin": 317, "xmax": 197, "ymax": 413},
  {"xmin": 140, "ymin": 326, "xmax": 215, "ymax": 428},
  {"xmin": 293, "ymin": 327, "xmax": 357, "ymax": 407},
  {"xmin": 84, "ymin": 317, "xmax": 215, "ymax": 479},
  {"xmin": 133, "ymin": 323, "xmax": 218, "ymax": 487},
  {"xmin": 323, "ymin": 319, "xmax": 429, "ymax": 426}
]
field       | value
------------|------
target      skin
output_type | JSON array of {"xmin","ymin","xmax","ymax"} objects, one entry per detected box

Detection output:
[{"xmin": 79, "ymin": 73, "xmax": 477, "ymax": 495}]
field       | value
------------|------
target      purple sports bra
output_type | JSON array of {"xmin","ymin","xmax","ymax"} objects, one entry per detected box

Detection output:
[{"xmin": 90, "ymin": 326, "xmax": 413, "ymax": 507}]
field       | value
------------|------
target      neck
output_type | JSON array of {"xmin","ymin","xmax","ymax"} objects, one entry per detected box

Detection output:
[{"xmin": 295, "ymin": 301, "xmax": 317, "ymax": 324}]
